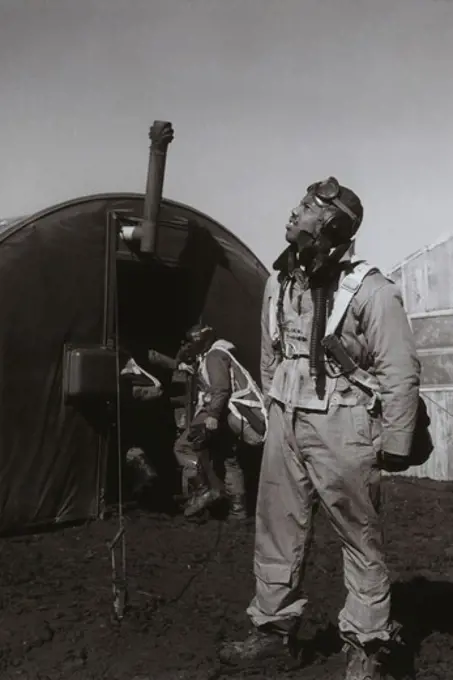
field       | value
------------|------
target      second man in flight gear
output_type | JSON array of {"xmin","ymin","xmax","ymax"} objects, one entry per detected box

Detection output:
[{"xmin": 174, "ymin": 324, "xmax": 267, "ymax": 520}]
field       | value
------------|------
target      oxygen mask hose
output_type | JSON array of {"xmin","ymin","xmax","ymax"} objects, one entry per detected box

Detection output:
[{"xmin": 309, "ymin": 285, "xmax": 328, "ymax": 379}]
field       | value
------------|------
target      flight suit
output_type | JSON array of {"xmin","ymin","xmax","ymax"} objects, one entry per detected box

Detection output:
[
  {"xmin": 174, "ymin": 340, "xmax": 251, "ymax": 513},
  {"xmin": 247, "ymin": 265, "xmax": 420, "ymax": 644}
]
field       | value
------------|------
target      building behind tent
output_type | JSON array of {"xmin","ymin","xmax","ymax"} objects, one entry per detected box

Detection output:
[{"xmin": 388, "ymin": 232, "xmax": 453, "ymax": 481}]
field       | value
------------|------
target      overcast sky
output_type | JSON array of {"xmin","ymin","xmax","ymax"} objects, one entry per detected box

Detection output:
[{"xmin": 1, "ymin": 0, "xmax": 452, "ymax": 272}]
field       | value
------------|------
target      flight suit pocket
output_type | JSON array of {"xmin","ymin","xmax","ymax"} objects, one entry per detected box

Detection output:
[
  {"xmin": 339, "ymin": 405, "xmax": 382, "ymax": 484},
  {"xmin": 254, "ymin": 561, "xmax": 293, "ymax": 587},
  {"xmin": 351, "ymin": 404, "xmax": 372, "ymax": 444},
  {"xmin": 345, "ymin": 404, "xmax": 382, "ymax": 458},
  {"xmin": 345, "ymin": 404, "xmax": 373, "ymax": 446}
]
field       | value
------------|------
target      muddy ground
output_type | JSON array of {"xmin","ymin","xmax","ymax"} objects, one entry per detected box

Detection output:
[{"xmin": 1, "ymin": 477, "xmax": 453, "ymax": 680}]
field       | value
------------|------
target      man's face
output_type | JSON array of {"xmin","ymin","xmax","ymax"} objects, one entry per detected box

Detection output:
[
  {"xmin": 186, "ymin": 327, "xmax": 214, "ymax": 357},
  {"xmin": 285, "ymin": 194, "xmax": 324, "ymax": 245}
]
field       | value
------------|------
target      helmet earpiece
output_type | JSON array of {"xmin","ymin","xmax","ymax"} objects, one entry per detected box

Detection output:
[
  {"xmin": 293, "ymin": 178, "xmax": 363, "ymax": 277},
  {"xmin": 307, "ymin": 177, "xmax": 363, "ymax": 245}
]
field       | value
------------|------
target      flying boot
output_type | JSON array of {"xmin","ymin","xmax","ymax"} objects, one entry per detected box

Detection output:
[
  {"xmin": 341, "ymin": 622, "xmax": 407, "ymax": 680},
  {"xmin": 227, "ymin": 493, "xmax": 248, "ymax": 522},
  {"xmin": 184, "ymin": 486, "xmax": 223, "ymax": 517},
  {"xmin": 342, "ymin": 638, "xmax": 384, "ymax": 680},
  {"xmin": 218, "ymin": 624, "xmax": 299, "ymax": 666}
]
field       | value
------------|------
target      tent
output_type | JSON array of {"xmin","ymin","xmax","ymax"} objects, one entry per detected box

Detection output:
[{"xmin": 0, "ymin": 193, "xmax": 268, "ymax": 535}]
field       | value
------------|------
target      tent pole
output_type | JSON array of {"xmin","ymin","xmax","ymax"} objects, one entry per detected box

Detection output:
[
  {"xmin": 97, "ymin": 210, "xmax": 121, "ymax": 519},
  {"xmin": 102, "ymin": 211, "xmax": 119, "ymax": 348}
]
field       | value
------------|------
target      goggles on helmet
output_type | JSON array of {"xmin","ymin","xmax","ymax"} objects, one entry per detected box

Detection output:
[
  {"xmin": 307, "ymin": 177, "xmax": 358, "ymax": 224},
  {"xmin": 186, "ymin": 324, "xmax": 213, "ymax": 343}
]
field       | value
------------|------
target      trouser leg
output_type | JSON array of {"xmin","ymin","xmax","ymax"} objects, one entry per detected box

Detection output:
[
  {"xmin": 223, "ymin": 455, "xmax": 245, "ymax": 496},
  {"xmin": 223, "ymin": 451, "xmax": 247, "ymax": 519},
  {"xmin": 174, "ymin": 412, "xmax": 226, "ymax": 517},
  {"xmin": 300, "ymin": 404, "xmax": 391, "ymax": 645},
  {"xmin": 222, "ymin": 431, "xmax": 245, "ymax": 499},
  {"xmin": 197, "ymin": 447, "xmax": 225, "ymax": 492},
  {"xmin": 247, "ymin": 402, "xmax": 316, "ymax": 634},
  {"xmin": 173, "ymin": 425, "xmax": 202, "ymax": 494},
  {"xmin": 174, "ymin": 411, "xmax": 225, "ymax": 492}
]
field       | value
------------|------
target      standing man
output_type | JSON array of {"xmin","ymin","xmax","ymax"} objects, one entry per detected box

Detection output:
[
  {"xmin": 174, "ymin": 323, "xmax": 267, "ymax": 520},
  {"xmin": 219, "ymin": 177, "xmax": 421, "ymax": 679}
]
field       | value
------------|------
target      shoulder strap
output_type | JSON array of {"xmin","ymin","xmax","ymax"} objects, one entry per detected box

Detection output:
[
  {"xmin": 267, "ymin": 273, "xmax": 282, "ymax": 343},
  {"xmin": 210, "ymin": 347, "xmax": 267, "ymax": 406},
  {"xmin": 325, "ymin": 262, "xmax": 378, "ymax": 337},
  {"xmin": 216, "ymin": 346, "xmax": 268, "ymax": 438},
  {"xmin": 200, "ymin": 344, "xmax": 234, "ymax": 388}
]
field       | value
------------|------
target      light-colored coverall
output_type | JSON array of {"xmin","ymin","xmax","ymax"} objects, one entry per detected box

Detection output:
[
  {"xmin": 174, "ymin": 340, "xmax": 263, "ymax": 498},
  {"xmin": 246, "ymin": 265, "xmax": 420, "ymax": 644}
]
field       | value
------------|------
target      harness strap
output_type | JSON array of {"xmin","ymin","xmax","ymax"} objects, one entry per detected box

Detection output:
[
  {"xmin": 325, "ymin": 262, "xmax": 377, "ymax": 336},
  {"xmin": 200, "ymin": 345, "xmax": 269, "ymax": 439},
  {"xmin": 323, "ymin": 262, "xmax": 383, "ymax": 407},
  {"xmin": 268, "ymin": 261, "xmax": 383, "ymax": 409},
  {"xmin": 268, "ymin": 274, "xmax": 286, "ymax": 346},
  {"xmin": 233, "ymin": 397, "xmax": 263, "ymax": 407},
  {"xmin": 269, "ymin": 262, "xmax": 377, "ymax": 353},
  {"xmin": 221, "ymin": 348, "xmax": 269, "ymax": 437}
]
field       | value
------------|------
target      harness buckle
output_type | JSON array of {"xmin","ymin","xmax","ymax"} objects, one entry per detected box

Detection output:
[
  {"xmin": 340, "ymin": 277, "xmax": 361, "ymax": 294},
  {"xmin": 366, "ymin": 392, "xmax": 382, "ymax": 416},
  {"xmin": 285, "ymin": 342, "xmax": 296, "ymax": 359}
]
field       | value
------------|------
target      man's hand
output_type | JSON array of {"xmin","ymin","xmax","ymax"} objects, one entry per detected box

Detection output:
[
  {"xmin": 376, "ymin": 451, "xmax": 410, "ymax": 473},
  {"xmin": 205, "ymin": 416, "xmax": 219, "ymax": 431},
  {"xmin": 177, "ymin": 362, "xmax": 195, "ymax": 374}
]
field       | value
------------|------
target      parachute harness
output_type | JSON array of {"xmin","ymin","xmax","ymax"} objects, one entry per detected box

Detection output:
[
  {"xmin": 275, "ymin": 272, "xmax": 328, "ymax": 378},
  {"xmin": 198, "ymin": 343, "xmax": 269, "ymax": 442}
]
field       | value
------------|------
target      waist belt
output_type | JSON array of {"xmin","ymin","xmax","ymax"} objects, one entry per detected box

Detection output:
[{"xmin": 282, "ymin": 342, "xmax": 310, "ymax": 360}]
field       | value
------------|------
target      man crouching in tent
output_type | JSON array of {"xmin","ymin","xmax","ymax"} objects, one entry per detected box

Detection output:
[
  {"xmin": 174, "ymin": 324, "xmax": 268, "ymax": 521},
  {"xmin": 119, "ymin": 350, "xmax": 165, "ymax": 498}
]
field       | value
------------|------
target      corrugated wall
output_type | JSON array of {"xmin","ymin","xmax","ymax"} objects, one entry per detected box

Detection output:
[{"xmin": 387, "ymin": 233, "xmax": 453, "ymax": 480}]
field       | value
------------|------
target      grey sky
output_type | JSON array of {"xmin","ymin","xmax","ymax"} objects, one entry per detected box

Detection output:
[{"xmin": 1, "ymin": 0, "xmax": 452, "ymax": 271}]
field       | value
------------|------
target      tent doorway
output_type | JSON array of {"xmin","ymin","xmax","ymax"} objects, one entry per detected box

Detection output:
[{"xmin": 105, "ymin": 256, "xmax": 197, "ymax": 512}]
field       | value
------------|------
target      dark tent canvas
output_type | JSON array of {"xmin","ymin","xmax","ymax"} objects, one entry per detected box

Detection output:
[{"xmin": 0, "ymin": 193, "xmax": 268, "ymax": 535}]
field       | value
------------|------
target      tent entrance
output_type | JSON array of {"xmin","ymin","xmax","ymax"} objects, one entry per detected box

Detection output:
[
  {"xmin": 110, "ymin": 256, "xmax": 195, "ymax": 509},
  {"xmin": 60, "ymin": 219, "xmax": 197, "ymax": 519},
  {"xmin": 61, "ymin": 207, "xmax": 222, "ymax": 517}
]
